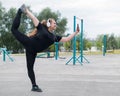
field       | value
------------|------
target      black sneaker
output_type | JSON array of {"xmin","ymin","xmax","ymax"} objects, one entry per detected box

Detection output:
[
  {"xmin": 31, "ymin": 85, "xmax": 42, "ymax": 92},
  {"xmin": 19, "ymin": 4, "xmax": 26, "ymax": 14}
]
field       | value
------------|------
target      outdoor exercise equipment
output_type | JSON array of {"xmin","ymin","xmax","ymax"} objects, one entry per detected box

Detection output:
[
  {"xmin": 77, "ymin": 19, "xmax": 89, "ymax": 63},
  {"xmin": 54, "ymin": 42, "xmax": 66, "ymax": 60},
  {"xmin": 66, "ymin": 16, "xmax": 89, "ymax": 65},
  {"xmin": 103, "ymin": 35, "xmax": 107, "ymax": 56},
  {"xmin": 0, "ymin": 48, "xmax": 14, "ymax": 62},
  {"xmin": 66, "ymin": 16, "xmax": 82, "ymax": 65},
  {"xmin": 55, "ymin": 42, "xmax": 59, "ymax": 60},
  {"xmin": 36, "ymin": 52, "xmax": 50, "ymax": 58}
]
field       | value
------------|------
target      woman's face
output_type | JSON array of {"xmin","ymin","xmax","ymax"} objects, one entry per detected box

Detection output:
[{"xmin": 50, "ymin": 19, "xmax": 57, "ymax": 30}]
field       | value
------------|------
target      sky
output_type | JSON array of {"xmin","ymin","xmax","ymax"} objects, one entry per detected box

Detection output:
[{"xmin": 0, "ymin": 0, "xmax": 120, "ymax": 39}]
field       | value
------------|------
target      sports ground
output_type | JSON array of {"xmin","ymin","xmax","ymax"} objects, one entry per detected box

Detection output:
[{"xmin": 0, "ymin": 54, "xmax": 120, "ymax": 96}]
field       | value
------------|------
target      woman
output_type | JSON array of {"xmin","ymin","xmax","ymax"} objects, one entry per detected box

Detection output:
[{"xmin": 11, "ymin": 4, "xmax": 80, "ymax": 92}]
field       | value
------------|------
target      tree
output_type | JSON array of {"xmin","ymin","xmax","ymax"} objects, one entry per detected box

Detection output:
[
  {"xmin": 64, "ymin": 41, "xmax": 72, "ymax": 51},
  {"xmin": 95, "ymin": 34, "xmax": 104, "ymax": 50},
  {"xmin": 0, "ymin": 2, "xmax": 5, "ymax": 47},
  {"xmin": 76, "ymin": 34, "xmax": 92, "ymax": 51},
  {"xmin": 107, "ymin": 34, "xmax": 117, "ymax": 50},
  {"xmin": 85, "ymin": 39, "xmax": 92, "ymax": 50},
  {"xmin": 116, "ymin": 36, "xmax": 120, "ymax": 49}
]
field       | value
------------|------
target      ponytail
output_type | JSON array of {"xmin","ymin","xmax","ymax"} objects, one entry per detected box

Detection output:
[{"xmin": 41, "ymin": 19, "xmax": 47, "ymax": 26}]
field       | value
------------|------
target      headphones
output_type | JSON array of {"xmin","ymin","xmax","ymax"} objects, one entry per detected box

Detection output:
[{"xmin": 47, "ymin": 19, "xmax": 51, "ymax": 27}]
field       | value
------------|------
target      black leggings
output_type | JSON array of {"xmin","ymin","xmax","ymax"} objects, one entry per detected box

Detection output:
[{"xmin": 11, "ymin": 9, "xmax": 37, "ymax": 86}]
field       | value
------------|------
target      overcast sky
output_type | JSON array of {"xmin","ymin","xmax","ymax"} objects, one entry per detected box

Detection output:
[{"xmin": 1, "ymin": 0, "xmax": 120, "ymax": 39}]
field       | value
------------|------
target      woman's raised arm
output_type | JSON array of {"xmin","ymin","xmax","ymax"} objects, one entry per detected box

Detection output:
[{"xmin": 20, "ymin": 4, "xmax": 39, "ymax": 27}]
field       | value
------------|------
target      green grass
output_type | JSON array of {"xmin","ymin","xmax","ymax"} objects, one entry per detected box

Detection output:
[
  {"xmin": 10, "ymin": 49, "xmax": 120, "ymax": 56},
  {"xmin": 59, "ymin": 49, "xmax": 120, "ymax": 56}
]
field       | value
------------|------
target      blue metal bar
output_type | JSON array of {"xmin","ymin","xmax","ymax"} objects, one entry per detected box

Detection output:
[
  {"xmin": 55, "ymin": 42, "xmax": 59, "ymax": 60},
  {"xmin": 80, "ymin": 19, "xmax": 83, "ymax": 62},
  {"xmin": 103, "ymin": 35, "xmax": 107, "ymax": 56},
  {"xmin": 77, "ymin": 19, "xmax": 90, "ymax": 64},
  {"xmin": 73, "ymin": 16, "xmax": 76, "ymax": 65}
]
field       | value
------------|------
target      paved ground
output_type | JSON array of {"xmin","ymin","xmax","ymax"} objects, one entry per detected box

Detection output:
[{"xmin": 0, "ymin": 54, "xmax": 120, "ymax": 96}]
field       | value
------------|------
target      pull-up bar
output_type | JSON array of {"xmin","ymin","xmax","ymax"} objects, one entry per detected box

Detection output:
[
  {"xmin": 66, "ymin": 16, "xmax": 82, "ymax": 65},
  {"xmin": 77, "ymin": 19, "xmax": 89, "ymax": 63},
  {"xmin": 66, "ymin": 16, "xmax": 89, "ymax": 65}
]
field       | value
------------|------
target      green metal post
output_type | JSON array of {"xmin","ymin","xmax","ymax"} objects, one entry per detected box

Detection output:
[
  {"xmin": 2, "ymin": 48, "xmax": 6, "ymax": 62},
  {"xmin": 80, "ymin": 19, "xmax": 83, "ymax": 62},
  {"xmin": 103, "ymin": 35, "xmax": 107, "ymax": 56},
  {"xmin": 47, "ymin": 52, "xmax": 50, "ymax": 58},
  {"xmin": 77, "ymin": 19, "xmax": 89, "ymax": 64},
  {"xmin": 55, "ymin": 42, "xmax": 59, "ymax": 60},
  {"xmin": 66, "ymin": 16, "xmax": 82, "ymax": 65},
  {"xmin": 73, "ymin": 16, "xmax": 76, "ymax": 65}
]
